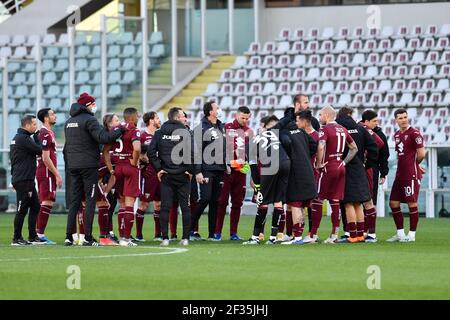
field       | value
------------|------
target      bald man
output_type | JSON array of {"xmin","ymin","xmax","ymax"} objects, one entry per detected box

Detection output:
[{"xmin": 303, "ymin": 106, "xmax": 358, "ymax": 244}]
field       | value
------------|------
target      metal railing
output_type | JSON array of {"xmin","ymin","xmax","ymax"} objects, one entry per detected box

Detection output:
[{"xmin": 0, "ymin": 0, "xmax": 28, "ymax": 23}]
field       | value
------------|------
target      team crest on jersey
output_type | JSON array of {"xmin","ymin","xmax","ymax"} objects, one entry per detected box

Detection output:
[
  {"xmin": 415, "ymin": 137, "xmax": 423, "ymax": 144},
  {"xmin": 42, "ymin": 140, "xmax": 47, "ymax": 146},
  {"xmin": 235, "ymin": 137, "xmax": 245, "ymax": 148},
  {"xmin": 319, "ymin": 131, "xmax": 325, "ymax": 138}
]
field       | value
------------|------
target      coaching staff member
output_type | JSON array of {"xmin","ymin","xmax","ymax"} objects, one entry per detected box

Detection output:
[
  {"xmin": 64, "ymin": 93, "xmax": 124, "ymax": 246},
  {"xmin": 148, "ymin": 107, "xmax": 194, "ymax": 247},
  {"xmin": 10, "ymin": 115, "xmax": 46, "ymax": 245}
]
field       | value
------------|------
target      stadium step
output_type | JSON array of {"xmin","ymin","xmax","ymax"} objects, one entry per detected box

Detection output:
[{"xmin": 159, "ymin": 55, "xmax": 235, "ymax": 114}]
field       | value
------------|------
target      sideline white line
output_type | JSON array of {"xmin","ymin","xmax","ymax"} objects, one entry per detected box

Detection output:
[{"xmin": 0, "ymin": 247, "xmax": 189, "ymax": 262}]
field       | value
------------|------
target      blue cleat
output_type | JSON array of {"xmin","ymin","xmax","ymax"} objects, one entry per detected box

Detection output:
[
  {"xmin": 213, "ymin": 233, "xmax": 222, "ymax": 241},
  {"xmin": 229, "ymin": 234, "xmax": 242, "ymax": 241},
  {"xmin": 39, "ymin": 236, "xmax": 56, "ymax": 245},
  {"xmin": 292, "ymin": 239, "xmax": 304, "ymax": 245}
]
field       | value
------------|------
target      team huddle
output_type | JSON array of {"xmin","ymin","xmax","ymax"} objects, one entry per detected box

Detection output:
[{"xmin": 9, "ymin": 92, "xmax": 425, "ymax": 246}]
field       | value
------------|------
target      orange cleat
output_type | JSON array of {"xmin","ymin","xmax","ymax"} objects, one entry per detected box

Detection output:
[{"xmin": 100, "ymin": 237, "xmax": 118, "ymax": 246}]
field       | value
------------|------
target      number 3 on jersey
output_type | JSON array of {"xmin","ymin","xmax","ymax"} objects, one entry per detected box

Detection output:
[{"xmin": 335, "ymin": 132, "xmax": 346, "ymax": 153}]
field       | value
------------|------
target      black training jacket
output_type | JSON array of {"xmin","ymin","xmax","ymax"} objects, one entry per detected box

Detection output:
[
  {"xmin": 64, "ymin": 103, "xmax": 123, "ymax": 169},
  {"xmin": 193, "ymin": 116, "xmax": 226, "ymax": 174},
  {"xmin": 148, "ymin": 120, "xmax": 194, "ymax": 175},
  {"xmin": 10, "ymin": 128, "xmax": 42, "ymax": 184},
  {"xmin": 373, "ymin": 126, "xmax": 390, "ymax": 178}
]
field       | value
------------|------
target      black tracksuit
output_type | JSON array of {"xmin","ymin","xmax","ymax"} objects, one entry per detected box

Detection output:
[
  {"xmin": 64, "ymin": 103, "xmax": 123, "ymax": 241},
  {"xmin": 190, "ymin": 116, "xmax": 226, "ymax": 238},
  {"xmin": 10, "ymin": 128, "xmax": 43, "ymax": 241},
  {"xmin": 148, "ymin": 120, "xmax": 194, "ymax": 240},
  {"xmin": 372, "ymin": 127, "xmax": 390, "ymax": 204}
]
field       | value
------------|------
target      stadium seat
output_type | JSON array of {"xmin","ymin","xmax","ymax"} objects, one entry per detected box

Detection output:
[
  {"xmin": 108, "ymin": 84, "xmax": 122, "ymax": 98},
  {"xmin": 189, "ymin": 96, "xmax": 204, "ymax": 110},
  {"xmin": 334, "ymin": 27, "xmax": 349, "ymax": 40},
  {"xmin": 275, "ymin": 82, "xmax": 291, "ymax": 96},
  {"xmin": 362, "ymin": 80, "xmax": 377, "ymax": 93},
  {"xmin": 380, "ymin": 93, "xmax": 397, "ymax": 107},
  {"xmin": 379, "ymin": 26, "xmax": 394, "ymax": 39},
  {"xmin": 261, "ymin": 55, "xmax": 276, "ymax": 69},
  {"xmin": 260, "ymin": 42, "xmax": 276, "ymax": 55},
  {"xmin": 305, "ymin": 54, "xmax": 320, "ymax": 68},
  {"xmin": 290, "ymin": 28, "xmax": 305, "ymax": 41},
  {"xmin": 392, "ymin": 65, "xmax": 408, "ymax": 79},
  {"xmin": 274, "ymin": 55, "xmax": 290, "ymax": 69},
  {"xmin": 334, "ymin": 53, "xmax": 350, "ymax": 67},
  {"xmin": 437, "ymin": 51, "xmax": 450, "ymax": 65},
  {"xmin": 230, "ymin": 69, "xmax": 247, "ymax": 83},
  {"xmin": 11, "ymin": 73, "xmax": 26, "ymax": 85},
  {"xmin": 218, "ymin": 69, "xmax": 232, "ymax": 83},
  {"xmin": 244, "ymin": 56, "xmax": 261, "ymax": 69},
  {"xmin": 287, "ymin": 41, "xmax": 304, "ymax": 55},
  {"xmin": 262, "ymin": 82, "xmax": 276, "ymax": 96},
  {"xmin": 290, "ymin": 82, "xmax": 305, "ymax": 95},
  {"xmin": 249, "ymin": 96, "xmax": 264, "ymax": 109},
  {"xmin": 261, "ymin": 68, "xmax": 276, "ymax": 82},
  {"xmin": 204, "ymin": 83, "xmax": 219, "ymax": 97},
  {"xmin": 367, "ymin": 93, "xmax": 383, "ymax": 108},
  {"xmin": 108, "ymin": 58, "xmax": 121, "ymax": 71},
  {"xmin": 376, "ymin": 80, "xmax": 392, "ymax": 93},
  {"xmin": 435, "ymin": 37, "xmax": 449, "ymax": 51},
  {"xmin": 247, "ymin": 83, "xmax": 263, "ymax": 96},
  {"xmin": 274, "ymin": 41, "xmax": 290, "ymax": 55},
  {"xmin": 264, "ymin": 95, "xmax": 278, "ymax": 109},
  {"xmin": 232, "ymin": 83, "xmax": 247, "ymax": 96},
  {"xmin": 389, "ymin": 38, "xmax": 406, "ymax": 52},
  {"xmin": 318, "ymin": 67, "xmax": 334, "ymax": 81},
  {"xmin": 420, "ymin": 65, "xmax": 437, "ymax": 79},
  {"xmin": 246, "ymin": 69, "xmax": 261, "ymax": 83},
  {"xmin": 233, "ymin": 96, "xmax": 248, "ymax": 110},
  {"xmin": 244, "ymin": 42, "xmax": 260, "ymax": 56},
  {"xmin": 304, "ymin": 68, "xmax": 320, "ymax": 81},
  {"xmin": 435, "ymin": 79, "xmax": 450, "ymax": 93},
  {"xmin": 305, "ymin": 82, "xmax": 320, "ymax": 95},
  {"xmin": 379, "ymin": 52, "xmax": 395, "ymax": 66},
  {"xmin": 107, "ymin": 71, "xmax": 121, "ymax": 84},
  {"xmin": 336, "ymin": 67, "xmax": 351, "ymax": 81},
  {"xmin": 305, "ymin": 28, "xmax": 319, "ymax": 41},
  {"xmin": 318, "ymin": 54, "xmax": 335, "ymax": 67},
  {"xmin": 424, "ymin": 93, "xmax": 443, "ymax": 107},
  {"xmin": 75, "ymin": 71, "xmax": 90, "ymax": 84},
  {"xmin": 75, "ymin": 58, "xmax": 88, "ymax": 70},
  {"xmin": 349, "ymin": 26, "xmax": 364, "ymax": 40},
  {"xmin": 89, "ymin": 58, "xmax": 101, "ymax": 71},
  {"xmin": 419, "ymin": 37, "xmax": 435, "ymax": 51},
  {"xmin": 405, "ymin": 38, "xmax": 420, "ymax": 52},
  {"xmin": 350, "ymin": 93, "xmax": 366, "ymax": 108},
  {"xmin": 292, "ymin": 55, "xmax": 306, "ymax": 68},
  {"xmin": 0, "ymin": 47, "xmax": 12, "ymax": 58},
  {"xmin": 376, "ymin": 66, "xmax": 394, "ymax": 80},
  {"xmin": 375, "ymin": 39, "xmax": 391, "ymax": 53},
  {"xmin": 418, "ymin": 79, "xmax": 436, "ymax": 93},
  {"xmin": 361, "ymin": 39, "xmax": 377, "ymax": 53},
  {"xmin": 319, "ymin": 27, "xmax": 334, "ymax": 40},
  {"xmin": 423, "ymin": 51, "xmax": 439, "ymax": 65},
  {"xmin": 335, "ymin": 81, "xmax": 349, "ymax": 94},
  {"xmin": 348, "ymin": 53, "xmax": 364, "ymax": 66},
  {"xmin": 435, "ymin": 64, "xmax": 450, "ymax": 79},
  {"xmin": 317, "ymin": 40, "xmax": 333, "ymax": 54},
  {"xmin": 279, "ymin": 95, "xmax": 293, "ymax": 107},
  {"xmin": 149, "ymin": 44, "xmax": 165, "ymax": 58},
  {"xmin": 336, "ymin": 94, "xmax": 351, "ymax": 107},
  {"xmin": 410, "ymin": 93, "xmax": 428, "ymax": 107},
  {"xmin": 276, "ymin": 28, "xmax": 290, "ymax": 42},
  {"xmin": 405, "ymin": 65, "xmax": 422, "ymax": 79},
  {"xmin": 11, "ymin": 34, "xmax": 26, "ymax": 47},
  {"xmin": 43, "ymin": 72, "xmax": 57, "ymax": 85},
  {"xmin": 220, "ymin": 96, "xmax": 233, "ymax": 110},
  {"xmin": 363, "ymin": 53, "xmax": 380, "ymax": 67},
  {"xmin": 274, "ymin": 68, "xmax": 291, "ymax": 82},
  {"xmin": 408, "ymin": 25, "xmax": 423, "ymax": 39},
  {"xmin": 320, "ymin": 81, "xmax": 334, "ymax": 94},
  {"xmin": 361, "ymin": 66, "xmax": 379, "ymax": 81},
  {"xmin": 303, "ymin": 40, "xmax": 319, "ymax": 54}
]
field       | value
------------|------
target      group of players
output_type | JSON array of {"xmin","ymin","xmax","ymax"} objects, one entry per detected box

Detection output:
[{"xmin": 27, "ymin": 92, "xmax": 425, "ymax": 246}]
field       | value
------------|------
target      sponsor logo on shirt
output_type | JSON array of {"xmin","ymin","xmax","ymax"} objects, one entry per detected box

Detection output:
[{"xmin": 66, "ymin": 123, "xmax": 78, "ymax": 128}]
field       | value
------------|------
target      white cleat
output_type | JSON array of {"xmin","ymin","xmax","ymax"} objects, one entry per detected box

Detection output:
[
  {"xmin": 119, "ymin": 238, "xmax": 137, "ymax": 247},
  {"xmin": 302, "ymin": 235, "xmax": 318, "ymax": 244},
  {"xmin": 242, "ymin": 238, "xmax": 260, "ymax": 245},
  {"xmin": 179, "ymin": 239, "xmax": 189, "ymax": 246},
  {"xmin": 160, "ymin": 239, "xmax": 170, "ymax": 247},
  {"xmin": 324, "ymin": 236, "xmax": 338, "ymax": 244},
  {"xmin": 399, "ymin": 235, "xmax": 415, "ymax": 242},
  {"xmin": 386, "ymin": 234, "xmax": 407, "ymax": 242}
]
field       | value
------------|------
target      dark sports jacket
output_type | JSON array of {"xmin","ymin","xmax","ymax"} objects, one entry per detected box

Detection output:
[
  {"xmin": 10, "ymin": 128, "xmax": 42, "ymax": 184},
  {"xmin": 64, "ymin": 103, "xmax": 123, "ymax": 169}
]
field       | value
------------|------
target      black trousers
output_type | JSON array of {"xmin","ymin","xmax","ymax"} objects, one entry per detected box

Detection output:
[
  {"xmin": 372, "ymin": 168, "xmax": 380, "ymax": 205},
  {"xmin": 190, "ymin": 170, "xmax": 224, "ymax": 238},
  {"xmin": 12, "ymin": 180, "xmax": 40, "ymax": 240},
  {"xmin": 160, "ymin": 173, "xmax": 191, "ymax": 240},
  {"xmin": 66, "ymin": 167, "xmax": 98, "ymax": 241}
]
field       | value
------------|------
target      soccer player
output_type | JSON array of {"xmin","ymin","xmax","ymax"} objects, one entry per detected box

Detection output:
[
  {"xmin": 35, "ymin": 108, "xmax": 62, "ymax": 244},
  {"xmin": 190, "ymin": 101, "xmax": 226, "ymax": 241},
  {"xmin": 388, "ymin": 108, "xmax": 426, "ymax": 242},
  {"xmin": 107, "ymin": 107, "xmax": 141, "ymax": 247},
  {"xmin": 303, "ymin": 106, "xmax": 358, "ymax": 244},
  {"xmin": 295, "ymin": 110, "xmax": 319, "ymax": 233},
  {"xmin": 243, "ymin": 115, "xmax": 291, "ymax": 245},
  {"xmin": 280, "ymin": 110, "xmax": 318, "ymax": 245},
  {"xmin": 359, "ymin": 110, "xmax": 390, "ymax": 241},
  {"xmin": 214, "ymin": 106, "xmax": 253, "ymax": 241},
  {"xmin": 359, "ymin": 110, "xmax": 389, "ymax": 243},
  {"xmin": 336, "ymin": 107, "xmax": 378, "ymax": 243},
  {"xmin": 136, "ymin": 111, "xmax": 162, "ymax": 241}
]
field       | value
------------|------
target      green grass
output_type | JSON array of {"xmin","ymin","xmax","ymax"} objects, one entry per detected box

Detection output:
[{"xmin": 0, "ymin": 213, "xmax": 449, "ymax": 299}]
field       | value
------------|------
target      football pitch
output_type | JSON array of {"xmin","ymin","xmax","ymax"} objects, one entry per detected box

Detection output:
[{"xmin": 0, "ymin": 213, "xmax": 449, "ymax": 300}]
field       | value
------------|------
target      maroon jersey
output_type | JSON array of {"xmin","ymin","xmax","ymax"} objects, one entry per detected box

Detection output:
[
  {"xmin": 225, "ymin": 120, "xmax": 254, "ymax": 163},
  {"xmin": 113, "ymin": 123, "xmax": 141, "ymax": 165},
  {"xmin": 318, "ymin": 122, "xmax": 354, "ymax": 168},
  {"xmin": 98, "ymin": 151, "xmax": 118, "ymax": 179},
  {"xmin": 393, "ymin": 126, "xmax": 424, "ymax": 180},
  {"xmin": 360, "ymin": 123, "xmax": 385, "ymax": 150},
  {"xmin": 140, "ymin": 129, "xmax": 157, "ymax": 177},
  {"xmin": 36, "ymin": 127, "xmax": 57, "ymax": 178}
]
